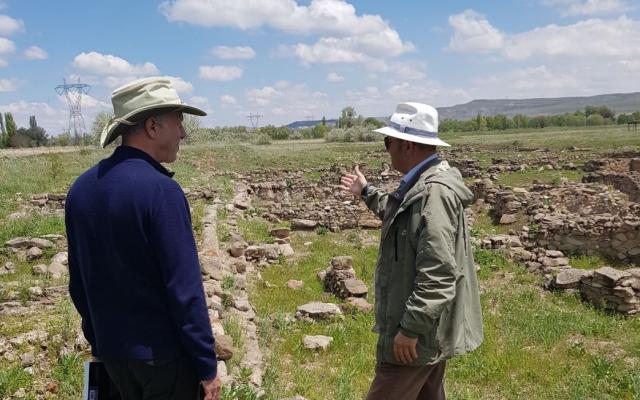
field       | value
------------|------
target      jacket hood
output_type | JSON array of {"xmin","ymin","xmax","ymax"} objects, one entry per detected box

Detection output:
[{"xmin": 432, "ymin": 166, "xmax": 474, "ymax": 208}]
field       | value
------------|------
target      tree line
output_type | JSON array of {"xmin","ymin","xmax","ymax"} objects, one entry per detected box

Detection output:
[
  {"xmin": 0, "ymin": 112, "xmax": 48, "ymax": 148},
  {"xmin": 2, "ymin": 104, "xmax": 638, "ymax": 149},
  {"xmin": 439, "ymin": 106, "xmax": 640, "ymax": 133}
]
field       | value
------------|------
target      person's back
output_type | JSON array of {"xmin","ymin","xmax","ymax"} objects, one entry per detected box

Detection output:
[
  {"xmin": 66, "ymin": 77, "xmax": 220, "ymax": 400},
  {"xmin": 67, "ymin": 146, "xmax": 204, "ymax": 360}
]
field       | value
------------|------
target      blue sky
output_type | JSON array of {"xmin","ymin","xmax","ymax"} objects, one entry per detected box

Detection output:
[{"xmin": 0, "ymin": 0, "xmax": 639, "ymax": 135}]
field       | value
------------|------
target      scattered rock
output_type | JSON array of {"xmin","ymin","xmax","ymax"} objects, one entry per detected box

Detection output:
[
  {"xmin": 296, "ymin": 302, "xmax": 342, "ymax": 320},
  {"xmin": 20, "ymin": 352, "xmax": 35, "ymax": 368},
  {"xmin": 499, "ymin": 214, "xmax": 517, "ymax": 224},
  {"xmin": 291, "ymin": 219, "xmax": 318, "ymax": 230},
  {"xmin": 330, "ymin": 256, "xmax": 353, "ymax": 270},
  {"xmin": 270, "ymin": 227, "xmax": 291, "ymax": 239},
  {"xmin": 553, "ymin": 268, "xmax": 590, "ymax": 290},
  {"xmin": 278, "ymin": 243, "xmax": 295, "ymax": 257},
  {"xmin": 26, "ymin": 246, "xmax": 43, "ymax": 261},
  {"xmin": 286, "ymin": 280, "xmax": 304, "ymax": 290},
  {"xmin": 32, "ymin": 264, "xmax": 48, "ymax": 275},
  {"xmin": 0, "ymin": 261, "xmax": 16, "ymax": 275},
  {"xmin": 51, "ymin": 252, "xmax": 68, "ymax": 265},
  {"xmin": 339, "ymin": 279, "xmax": 368, "ymax": 299},
  {"xmin": 345, "ymin": 297, "xmax": 373, "ymax": 313},
  {"xmin": 215, "ymin": 335, "xmax": 234, "ymax": 361},
  {"xmin": 47, "ymin": 262, "xmax": 68, "ymax": 279},
  {"xmin": 303, "ymin": 335, "xmax": 333, "ymax": 351}
]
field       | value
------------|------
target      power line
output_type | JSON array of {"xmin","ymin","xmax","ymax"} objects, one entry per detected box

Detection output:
[
  {"xmin": 55, "ymin": 78, "xmax": 91, "ymax": 143},
  {"xmin": 246, "ymin": 113, "xmax": 263, "ymax": 129}
]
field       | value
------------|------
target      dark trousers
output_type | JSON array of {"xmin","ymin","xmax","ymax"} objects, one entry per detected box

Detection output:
[
  {"xmin": 366, "ymin": 361, "xmax": 446, "ymax": 400},
  {"xmin": 102, "ymin": 357, "xmax": 201, "ymax": 400}
]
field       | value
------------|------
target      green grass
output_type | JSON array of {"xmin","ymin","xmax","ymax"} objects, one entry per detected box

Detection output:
[
  {"xmin": 237, "ymin": 217, "xmax": 272, "ymax": 244},
  {"xmin": 0, "ymin": 366, "xmax": 33, "ymax": 398},
  {"xmin": 1, "ymin": 129, "xmax": 639, "ymax": 399},
  {"xmin": 497, "ymin": 169, "xmax": 584, "ymax": 188},
  {"xmin": 444, "ymin": 125, "xmax": 640, "ymax": 151},
  {"xmin": 252, "ymin": 232, "xmax": 379, "ymax": 400},
  {"xmin": 52, "ymin": 352, "xmax": 84, "ymax": 399},
  {"xmin": 252, "ymin": 235, "xmax": 640, "ymax": 399}
]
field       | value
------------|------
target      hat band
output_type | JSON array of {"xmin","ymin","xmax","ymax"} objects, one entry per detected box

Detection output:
[
  {"xmin": 389, "ymin": 121, "xmax": 437, "ymax": 139},
  {"xmin": 111, "ymin": 117, "xmax": 136, "ymax": 126}
]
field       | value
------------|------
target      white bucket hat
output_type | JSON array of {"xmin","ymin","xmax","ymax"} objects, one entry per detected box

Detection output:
[
  {"xmin": 374, "ymin": 102, "xmax": 450, "ymax": 147},
  {"xmin": 100, "ymin": 77, "xmax": 206, "ymax": 148}
]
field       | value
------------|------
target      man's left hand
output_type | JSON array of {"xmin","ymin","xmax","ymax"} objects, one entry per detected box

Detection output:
[{"xmin": 393, "ymin": 331, "xmax": 418, "ymax": 364}]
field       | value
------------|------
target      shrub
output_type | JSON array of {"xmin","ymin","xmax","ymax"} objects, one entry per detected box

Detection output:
[{"xmin": 252, "ymin": 133, "xmax": 271, "ymax": 145}]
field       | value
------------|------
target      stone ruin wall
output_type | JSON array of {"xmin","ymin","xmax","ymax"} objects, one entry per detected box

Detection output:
[{"xmin": 472, "ymin": 178, "xmax": 640, "ymax": 263}]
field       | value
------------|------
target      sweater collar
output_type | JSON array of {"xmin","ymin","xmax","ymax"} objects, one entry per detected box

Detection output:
[{"xmin": 111, "ymin": 145, "xmax": 175, "ymax": 178}]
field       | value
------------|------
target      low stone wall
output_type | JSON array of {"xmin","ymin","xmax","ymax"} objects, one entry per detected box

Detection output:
[
  {"xmin": 583, "ymin": 158, "xmax": 640, "ymax": 203},
  {"xmin": 580, "ymin": 267, "xmax": 640, "ymax": 315},
  {"xmin": 524, "ymin": 183, "xmax": 640, "ymax": 262}
]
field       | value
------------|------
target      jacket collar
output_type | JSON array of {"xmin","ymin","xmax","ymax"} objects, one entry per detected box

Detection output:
[
  {"xmin": 397, "ymin": 159, "xmax": 450, "ymax": 209},
  {"xmin": 111, "ymin": 145, "xmax": 175, "ymax": 178}
]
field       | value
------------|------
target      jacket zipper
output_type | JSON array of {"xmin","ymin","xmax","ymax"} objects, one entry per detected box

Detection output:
[{"xmin": 394, "ymin": 229, "xmax": 398, "ymax": 261}]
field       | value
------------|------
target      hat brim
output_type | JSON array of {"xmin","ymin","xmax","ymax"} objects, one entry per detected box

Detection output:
[
  {"xmin": 374, "ymin": 126, "xmax": 450, "ymax": 147},
  {"xmin": 100, "ymin": 103, "xmax": 206, "ymax": 148}
]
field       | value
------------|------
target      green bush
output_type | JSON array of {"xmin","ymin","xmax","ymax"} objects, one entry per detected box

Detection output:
[
  {"xmin": 252, "ymin": 133, "xmax": 271, "ymax": 145},
  {"xmin": 326, "ymin": 127, "xmax": 383, "ymax": 143}
]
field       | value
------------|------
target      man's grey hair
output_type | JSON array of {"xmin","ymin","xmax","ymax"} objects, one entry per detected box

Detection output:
[{"xmin": 122, "ymin": 112, "xmax": 167, "ymax": 139}]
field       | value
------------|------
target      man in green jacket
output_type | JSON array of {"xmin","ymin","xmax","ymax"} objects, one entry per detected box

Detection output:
[{"xmin": 340, "ymin": 102, "xmax": 483, "ymax": 400}]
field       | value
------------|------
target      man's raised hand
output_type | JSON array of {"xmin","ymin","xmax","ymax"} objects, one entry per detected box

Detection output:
[{"xmin": 339, "ymin": 165, "xmax": 368, "ymax": 195}]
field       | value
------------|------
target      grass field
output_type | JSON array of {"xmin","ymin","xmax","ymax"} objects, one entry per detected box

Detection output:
[{"xmin": 0, "ymin": 125, "xmax": 639, "ymax": 399}]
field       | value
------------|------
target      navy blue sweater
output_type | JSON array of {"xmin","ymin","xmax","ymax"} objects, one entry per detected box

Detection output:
[{"xmin": 65, "ymin": 146, "xmax": 217, "ymax": 380}]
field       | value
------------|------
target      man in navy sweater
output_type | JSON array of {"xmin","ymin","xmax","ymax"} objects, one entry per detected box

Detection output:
[{"xmin": 66, "ymin": 77, "xmax": 220, "ymax": 400}]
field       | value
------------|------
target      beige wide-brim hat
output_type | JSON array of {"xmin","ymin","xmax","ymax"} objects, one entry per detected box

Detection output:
[
  {"xmin": 100, "ymin": 77, "xmax": 206, "ymax": 148},
  {"xmin": 374, "ymin": 102, "xmax": 450, "ymax": 147}
]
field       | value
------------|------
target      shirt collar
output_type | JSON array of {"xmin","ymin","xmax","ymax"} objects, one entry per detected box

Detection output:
[
  {"xmin": 392, "ymin": 153, "xmax": 439, "ymax": 201},
  {"xmin": 111, "ymin": 145, "xmax": 175, "ymax": 178}
]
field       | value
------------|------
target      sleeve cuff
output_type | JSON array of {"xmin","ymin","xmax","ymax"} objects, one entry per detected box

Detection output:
[
  {"xmin": 360, "ymin": 183, "xmax": 370, "ymax": 197},
  {"xmin": 399, "ymin": 326, "xmax": 419, "ymax": 339}
]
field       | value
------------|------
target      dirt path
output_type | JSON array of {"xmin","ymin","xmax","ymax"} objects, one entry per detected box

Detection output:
[{"xmin": 0, "ymin": 146, "xmax": 84, "ymax": 159}]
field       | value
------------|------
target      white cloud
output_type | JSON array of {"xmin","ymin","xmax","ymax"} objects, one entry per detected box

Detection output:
[
  {"xmin": 165, "ymin": 76, "xmax": 193, "ymax": 93},
  {"xmin": 72, "ymin": 52, "xmax": 159, "ymax": 76},
  {"xmin": 448, "ymin": 12, "xmax": 640, "ymax": 61},
  {"xmin": 161, "ymin": 0, "xmax": 413, "ymax": 65},
  {"xmin": 188, "ymin": 95, "xmax": 211, "ymax": 112},
  {"xmin": 292, "ymin": 28, "xmax": 413, "ymax": 65},
  {"xmin": 391, "ymin": 61, "xmax": 427, "ymax": 81},
  {"xmin": 212, "ymin": 45, "xmax": 255, "ymax": 59},
  {"xmin": 0, "ymin": 57, "xmax": 6, "ymax": 67},
  {"xmin": 199, "ymin": 65, "xmax": 243, "ymax": 81},
  {"xmin": 0, "ymin": 14, "xmax": 23, "ymax": 36},
  {"xmin": 470, "ymin": 66, "xmax": 581, "ymax": 98},
  {"xmin": 0, "ymin": 37, "xmax": 15, "ymax": 54},
  {"xmin": 220, "ymin": 94, "xmax": 237, "ymax": 104},
  {"xmin": 448, "ymin": 10, "xmax": 504, "ymax": 53},
  {"xmin": 327, "ymin": 72, "xmax": 344, "ymax": 82},
  {"xmin": 504, "ymin": 16, "xmax": 640, "ymax": 60},
  {"xmin": 542, "ymin": 0, "xmax": 635, "ymax": 16},
  {"xmin": 244, "ymin": 81, "xmax": 328, "ymax": 120},
  {"xmin": 57, "ymin": 94, "xmax": 111, "ymax": 110},
  {"xmin": 24, "ymin": 45, "xmax": 47, "ymax": 60},
  {"xmin": 0, "ymin": 77, "xmax": 16, "ymax": 91}
]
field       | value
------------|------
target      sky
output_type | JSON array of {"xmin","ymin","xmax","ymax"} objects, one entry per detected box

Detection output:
[{"xmin": 0, "ymin": 0, "xmax": 639, "ymax": 135}]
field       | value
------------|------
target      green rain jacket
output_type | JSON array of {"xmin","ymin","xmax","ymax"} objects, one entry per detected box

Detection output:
[{"xmin": 362, "ymin": 159, "xmax": 483, "ymax": 366}]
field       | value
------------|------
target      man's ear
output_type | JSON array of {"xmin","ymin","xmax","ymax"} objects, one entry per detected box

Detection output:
[{"xmin": 143, "ymin": 117, "xmax": 159, "ymax": 140}]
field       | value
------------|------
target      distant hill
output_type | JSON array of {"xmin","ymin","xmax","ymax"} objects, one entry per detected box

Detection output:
[
  {"xmin": 286, "ymin": 119, "xmax": 338, "ymax": 129},
  {"xmin": 285, "ymin": 92, "xmax": 640, "ymax": 127},
  {"xmin": 437, "ymin": 92, "xmax": 640, "ymax": 120}
]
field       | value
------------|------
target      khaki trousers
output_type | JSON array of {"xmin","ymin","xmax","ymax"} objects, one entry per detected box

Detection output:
[{"xmin": 366, "ymin": 361, "xmax": 446, "ymax": 400}]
